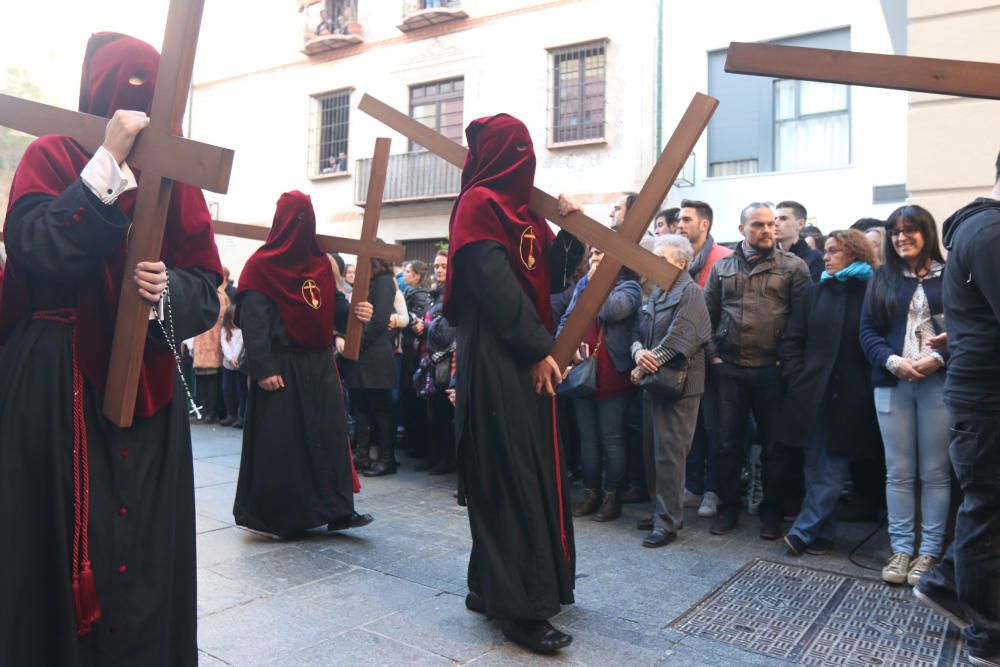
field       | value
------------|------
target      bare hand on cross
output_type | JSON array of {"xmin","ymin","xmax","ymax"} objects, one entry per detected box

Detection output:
[{"xmin": 102, "ymin": 110, "xmax": 150, "ymax": 165}]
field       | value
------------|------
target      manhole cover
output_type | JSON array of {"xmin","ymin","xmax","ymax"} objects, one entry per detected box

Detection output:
[{"xmin": 670, "ymin": 559, "xmax": 967, "ymax": 666}]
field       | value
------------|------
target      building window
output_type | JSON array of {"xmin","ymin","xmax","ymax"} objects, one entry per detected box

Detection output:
[
  {"xmin": 409, "ymin": 78, "xmax": 464, "ymax": 151},
  {"xmin": 309, "ymin": 88, "xmax": 351, "ymax": 177},
  {"xmin": 548, "ymin": 40, "xmax": 607, "ymax": 144},
  {"xmin": 773, "ymin": 79, "xmax": 849, "ymax": 171},
  {"xmin": 707, "ymin": 27, "xmax": 851, "ymax": 176}
]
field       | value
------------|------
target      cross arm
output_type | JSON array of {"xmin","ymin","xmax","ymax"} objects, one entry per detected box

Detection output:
[
  {"xmin": 357, "ymin": 93, "xmax": 678, "ymax": 289},
  {"xmin": 550, "ymin": 93, "xmax": 717, "ymax": 368},
  {"xmin": 0, "ymin": 93, "xmax": 234, "ymax": 193},
  {"xmin": 212, "ymin": 219, "xmax": 405, "ymax": 262},
  {"xmin": 725, "ymin": 42, "xmax": 1000, "ymax": 101}
]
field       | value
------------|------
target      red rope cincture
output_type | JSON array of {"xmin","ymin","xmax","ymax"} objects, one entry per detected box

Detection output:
[
  {"xmin": 31, "ymin": 309, "xmax": 101, "ymax": 635},
  {"xmin": 550, "ymin": 396, "xmax": 571, "ymax": 564}
]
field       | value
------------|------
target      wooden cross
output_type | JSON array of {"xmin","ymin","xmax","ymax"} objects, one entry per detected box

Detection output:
[
  {"xmin": 357, "ymin": 93, "xmax": 718, "ymax": 368},
  {"xmin": 0, "ymin": 0, "xmax": 235, "ymax": 427},
  {"xmin": 212, "ymin": 138, "xmax": 402, "ymax": 363},
  {"xmin": 342, "ymin": 136, "xmax": 392, "ymax": 361},
  {"xmin": 725, "ymin": 42, "xmax": 1000, "ymax": 101}
]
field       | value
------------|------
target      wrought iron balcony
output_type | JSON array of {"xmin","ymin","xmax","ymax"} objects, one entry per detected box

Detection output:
[
  {"xmin": 300, "ymin": 0, "xmax": 363, "ymax": 56},
  {"xmin": 397, "ymin": 0, "xmax": 468, "ymax": 33},
  {"xmin": 355, "ymin": 150, "xmax": 460, "ymax": 205}
]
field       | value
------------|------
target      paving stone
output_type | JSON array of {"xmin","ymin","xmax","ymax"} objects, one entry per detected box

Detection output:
[
  {"xmin": 199, "ymin": 453, "xmax": 244, "ymax": 469},
  {"xmin": 198, "ymin": 571, "xmax": 442, "ymax": 663},
  {"xmin": 465, "ymin": 624, "xmax": 663, "ymax": 666},
  {"xmin": 208, "ymin": 546, "xmax": 355, "ymax": 594},
  {"xmin": 197, "ymin": 650, "xmax": 232, "ymax": 666},
  {"xmin": 197, "ymin": 513, "xmax": 232, "ymax": 535},
  {"xmin": 198, "ymin": 568, "xmax": 269, "ymax": 618},
  {"xmin": 197, "ymin": 526, "xmax": 290, "ymax": 568},
  {"xmin": 274, "ymin": 629, "xmax": 455, "ymax": 666},
  {"xmin": 362, "ymin": 592, "xmax": 506, "ymax": 663},
  {"xmin": 194, "ymin": 482, "xmax": 239, "ymax": 523},
  {"xmin": 194, "ymin": 459, "xmax": 241, "ymax": 488}
]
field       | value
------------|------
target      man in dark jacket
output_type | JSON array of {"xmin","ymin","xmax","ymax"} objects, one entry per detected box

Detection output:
[
  {"xmin": 914, "ymin": 157, "xmax": 1000, "ymax": 667},
  {"xmin": 776, "ymin": 200, "xmax": 824, "ymax": 282},
  {"xmin": 704, "ymin": 202, "xmax": 811, "ymax": 538}
]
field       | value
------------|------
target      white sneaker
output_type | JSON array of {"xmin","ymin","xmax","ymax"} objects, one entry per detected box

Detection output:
[
  {"xmin": 683, "ymin": 489, "xmax": 702, "ymax": 508},
  {"xmin": 698, "ymin": 492, "xmax": 720, "ymax": 518}
]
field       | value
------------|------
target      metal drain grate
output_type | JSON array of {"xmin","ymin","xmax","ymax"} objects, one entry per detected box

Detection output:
[{"xmin": 670, "ymin": 559, "xmax": 967, "ymax": 667}]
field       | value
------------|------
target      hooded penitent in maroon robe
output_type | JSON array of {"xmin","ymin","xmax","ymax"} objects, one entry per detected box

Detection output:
[
  {"xmin": 446, "ymin": 115, "xmax": 580, "ymax": 634},
  {"xmin": 0, "ymin": 33, "xmax": 222, "ymax": 666},
  {"xmin": 233, "ymin": 191, "xmax": 363, "ymax": 538}
]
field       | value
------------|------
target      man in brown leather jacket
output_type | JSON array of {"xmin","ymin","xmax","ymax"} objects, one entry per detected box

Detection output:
[{"xmin": 704, "ymin": 202, "xmax": 811, "ymax": 538}]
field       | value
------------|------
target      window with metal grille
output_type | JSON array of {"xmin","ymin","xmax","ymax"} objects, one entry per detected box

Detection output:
[
  {"xmin": 409, "ymin": 78, "xmax": 464, "ymax": 152},
  {"xmin": 309, "ymin": 88, "xmax": 351, "ymax": 177},
  {"xmin": 548, "ymin": 40, "xmax": 607, "ymax": 145}
]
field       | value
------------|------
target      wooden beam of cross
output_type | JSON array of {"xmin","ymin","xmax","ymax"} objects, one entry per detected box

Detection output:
[
  {"xmin": 357, "ymin": 93, "xmax": 718, "ymax": 368},
  {"xmin": 551, "ymin": 94, "xmax": 718, "ymax": 366},
  {"xmin": 342, "ymin": 136, "xmax": 392, "ymax": 361},
  {"xmin": 724, "ymin": 42, "xmax": 1000, "ymax": 100},
  {"xmin": 212, "ymin": 220, "xmax": 405, "ymax": 262},
  {"xmin": 0, "ymin": 0, "xmax": 235, "ymax": 427}
]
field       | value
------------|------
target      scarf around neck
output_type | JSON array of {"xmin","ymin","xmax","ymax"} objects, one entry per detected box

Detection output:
[{"xmin": 820, "ymin": 261, "xmax": 873, "ymax": 283}]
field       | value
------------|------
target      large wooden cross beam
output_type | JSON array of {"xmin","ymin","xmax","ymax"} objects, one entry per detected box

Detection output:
[
  {"xmin": 0, "ymin": 0, "xmax": 235, "ymax": 427},
  {"xmin": 211, "ymin": 138, "xmax": 400, "ymax": 362},
  {"xmin": 357, "ymin": 93, "xmax": 718, "ymax": 368},
  {"xmin": 342, "ymin": 137, "xmax": 392, "ymax": 361},
  {"xmin": 212, "ymin": 220, "xmax": 405, "ymax": 262},
  {"xmin": 725, "ymin": 42, "xmax": 1000, "ymax": 100}
]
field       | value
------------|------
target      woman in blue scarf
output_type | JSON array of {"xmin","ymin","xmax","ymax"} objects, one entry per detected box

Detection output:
[{"xmin": 774, "ymin": 229, "xmax": 881, "ymax": 555}]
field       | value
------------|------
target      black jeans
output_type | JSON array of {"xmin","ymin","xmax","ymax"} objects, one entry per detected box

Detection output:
[
  {"xmin": 921, "ymin": 411, "xmax": 1000, "ymax": 658},
  {"xmin": 351, "ymin": 388, "xmax": 394, "ymax": 462},
  {"xmin": 221, "ymin": 368, "xmax": 247, "ymax": 419},
  {"xmin": 714, "ymin": 362, "xmax": 781, "ymax": 516}
]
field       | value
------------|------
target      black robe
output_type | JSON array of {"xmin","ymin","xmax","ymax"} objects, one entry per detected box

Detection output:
[
  {"xmin": 0, "ymin": 183, "xmax": 220, "ymax": 666},
  {"xmin": 452, "ymin": 241, "xmax": 576, "ymax": 621},
  {"xmin": 233, "ymin": 289, "xmax": 355, "ymax": 538}
]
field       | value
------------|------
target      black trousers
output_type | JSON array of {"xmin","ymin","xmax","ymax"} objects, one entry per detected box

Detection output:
[
  {"xmin": 351, "ymin": 388, "xmax": 393, "ymax": 462},
  {"xmin": 921, "ymin": 410, "xmax": 1000, "ymax": 658},
  {"xmin": 714, "ymin": 362, "xmax": 782, "ymax": 517}
]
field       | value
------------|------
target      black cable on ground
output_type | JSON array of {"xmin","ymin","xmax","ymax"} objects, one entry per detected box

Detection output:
[{"xmin": 848, "ymin": 517, "xmax": 887, "ymax": 572}]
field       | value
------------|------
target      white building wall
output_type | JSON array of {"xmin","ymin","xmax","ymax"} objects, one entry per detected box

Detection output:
[
  {"xmin": 192, "ymin": 1, "xmax": 660, "ymax": 272},
  {"xmin": 191, "ymin": 0, "xmax": 906, "ymax": 274},
  {"xmin": 663, "ymin": 0, "xmax": 908, "ymax": 241}
]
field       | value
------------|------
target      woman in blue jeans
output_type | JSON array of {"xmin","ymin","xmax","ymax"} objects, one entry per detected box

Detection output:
[
  {"xmin": 559, "ymin": 247, "xmax": 641, "ymax": 522},
  {"xmin": 860, "ymin": 205, "xmax": 950, "ymax": 587},
  {"xmin": 776, "ymin": 230, "xmax": 880, "ymax": 556}
]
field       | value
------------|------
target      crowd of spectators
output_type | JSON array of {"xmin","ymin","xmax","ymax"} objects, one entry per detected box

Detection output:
[{"xmin": 186, "ymin": 195, "xmax": 961, "ymax": 593}]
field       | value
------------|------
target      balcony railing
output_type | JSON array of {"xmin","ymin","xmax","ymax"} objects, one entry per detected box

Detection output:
[
  {"xmin": 301, "ymin": 0, "xmax": 363, "ymax": 56},
  {"xmin": 355, "ymin": 151, "xmax": 460, "ymax": 205},
  {"xmin": 398, "ymin": 0, "xmax": 468, "ymax": 33}
]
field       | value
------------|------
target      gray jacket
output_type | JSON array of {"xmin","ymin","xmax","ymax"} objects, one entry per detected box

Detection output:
[
  {"xmin": 704, "ymin": 245, "xmax": 811, "ymax": 368},
  {"xmin": 632, "ymin": 272, "xmax": 712, "ymax": 397}
]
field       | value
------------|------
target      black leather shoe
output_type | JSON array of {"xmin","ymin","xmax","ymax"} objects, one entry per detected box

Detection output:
[
  {"xmin": 362, "ymin": 461, "xmax": 397, "ymax": 477},
  {"xmin": 428, "ymin": 461, "xmax": 456, "ymax": 475},
  {"xmin": 642, "ymin": 527, "xmax": 676, "ymax": 548},
  {"xmin": 636, "ymin": 515, "xmax": 653, "ymax": 531},
  {"xmin": 327, "ymin": 512, "xmax": 375, "ymax": 531},
  {"xmin": 760, "ymin": 521, "xmax": 782, "ymax": 541},
  {"xmin": 465, "ymin": 591, "xmax": 487, "ymax": 615},
  {"xmin": 501, "ymin": 619, "xmax": 572, "ymax": 654}
]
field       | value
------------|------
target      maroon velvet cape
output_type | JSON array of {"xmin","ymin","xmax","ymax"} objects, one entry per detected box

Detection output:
[
  {"xmin": 0, "ymin": 32, "xmax": 222, "ymax": 419},
  {"xmin": 236, "ymin": 191, "xmax": 336, "ymax": 350},
  {"xmin": 444, "ymin": 114, "xmax": 555, "ymax": 331}
]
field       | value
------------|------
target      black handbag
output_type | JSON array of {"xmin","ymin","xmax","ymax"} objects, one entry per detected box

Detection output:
[
  {"xmin": 637, "ymin": 355, "xmax": 688, "ymax": 399},
  {"xmin": 557, "ymin": 327, "xmax": 603, "ymax": 399}
]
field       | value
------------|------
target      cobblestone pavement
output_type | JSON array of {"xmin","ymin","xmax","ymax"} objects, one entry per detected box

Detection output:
[{"xmin": 192, "ymin": 423, "xmax": 907, "ymax": 666}]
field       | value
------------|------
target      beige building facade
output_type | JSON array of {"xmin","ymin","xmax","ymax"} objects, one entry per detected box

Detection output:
[{"xmin": 906, "ymin": 0, "xmax": 1000, "ymax": 224}]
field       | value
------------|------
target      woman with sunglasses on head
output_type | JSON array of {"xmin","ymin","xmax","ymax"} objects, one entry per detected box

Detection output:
[{"xmin": 860, "ymin": 205, "xmax": 950, "ymax": 587}]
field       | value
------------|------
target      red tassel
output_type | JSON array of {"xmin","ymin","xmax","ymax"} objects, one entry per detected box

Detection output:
[{"xmin": 73, "ymin": 563, "xmax": 101, "ymax": 636}]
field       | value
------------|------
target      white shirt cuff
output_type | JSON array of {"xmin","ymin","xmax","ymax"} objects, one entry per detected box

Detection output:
[{"xmin": 80, "ymin": 146, "xmax": 138, "ymax": 205}]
